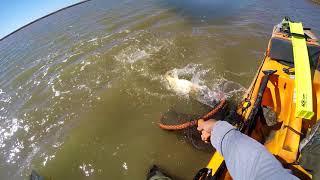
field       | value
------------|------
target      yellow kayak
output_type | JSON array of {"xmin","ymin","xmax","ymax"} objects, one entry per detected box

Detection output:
[{"xmin": 204, "ymin": 18, "xmax": 320, "ymax": 180}]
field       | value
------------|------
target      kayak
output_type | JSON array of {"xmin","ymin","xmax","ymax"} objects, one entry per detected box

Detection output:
[{"xmin": 202, "ymin": 18, "xmax": 320, "ymax": 179}]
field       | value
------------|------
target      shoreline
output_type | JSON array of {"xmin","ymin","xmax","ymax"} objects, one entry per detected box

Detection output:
[
  {"xmin": 0, "ymin": 0, "xmax": 92, "ymax": 42},
  {"xmin": 312, "ymin": 0, "xmax": 320, "ymax": 4}
]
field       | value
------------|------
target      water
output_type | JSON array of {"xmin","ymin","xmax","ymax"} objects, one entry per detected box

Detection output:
[{"xmin": 0, "ymin": 0, "xmax": 319, "ymax": 179}]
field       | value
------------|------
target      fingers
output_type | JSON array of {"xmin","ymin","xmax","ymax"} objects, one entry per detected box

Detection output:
[
  {"xmin": 197, "ymin": 126, "xmax": 203, "ymax": 132},
  {"xmin": 197, "ymin": 119, "xmax": 216, "ymax": 143},
  {"xmin": 202, "ymin": 131, "xmax": 210, "ymax": 139},
  {"xmin": 201, "ymin": 134, "xmax": 206, "ymax": 141},
  {"xmin": 201, "ymin": 131, "xmax": 210, "ymax": 142},
  {"xmin": 197, "ymin": 119, "xmax": 205, "ymax": 131}
]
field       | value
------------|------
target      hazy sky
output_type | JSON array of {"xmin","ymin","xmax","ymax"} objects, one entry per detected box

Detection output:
[{"xmin": 0, "ymin": 0, "xmax": 80, "ymax": 39}]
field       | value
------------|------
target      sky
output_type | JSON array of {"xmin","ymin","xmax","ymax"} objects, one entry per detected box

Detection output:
[{"xmin": 0, "ymin": 0, "xmax": 80, "ymax": 39}]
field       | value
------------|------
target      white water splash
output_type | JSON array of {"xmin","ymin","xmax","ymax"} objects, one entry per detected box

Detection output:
[
  {"xmin": 0, "ymin": 90, "xmax": 12, "ymax": 103},
  {"xmin": 42, "ymin": 67, "xmax": 50, "ymax": 77},
  {"xmin": 163, "ymin": 64, "xmax": 246, "ymax": 107},
  {"xmin": 211, "ymin": 77, "xmax": 246, "ymax": 99},
  {"xmin": 122, "ymin": 162, "xmax": 128, "ymax": 170},
  {"xmin": 114, "ymin": 43, "xmax": 162, "ymax": 64},
  {"xmin": 42, "ymin": 154, "xmax": 55, "ymax": 166},
  {"xmin": 163, "ymin": 64, "xmax": 220, "ymax": 107},
  {"xmin": 62, "ymin": 52, "xmax": 82, "ymax": 63},
  {"xmin": 7, "ymin": 140, "xmax": 24, "ymax": 164},
  {"xmin": 87, "ymin": 37, "xmax": 98, "ymax": 43},
  {"xmin": 79, "ymin": 163, "xmax": 95, "ymax": 176},
  {"xmin": 80, "ymin": 61, "xmax": 91, "ymax": 71},
  {"xmin": 2, "ymin": 118, "xmax": 22, "ymax": 140},
  {"xmin": 114, "ymin": 48, "xmax": 150, "ymax": 64},
  {"xmin": 52, "ymin": 85, "xmax": 71, "ymax": 97}
]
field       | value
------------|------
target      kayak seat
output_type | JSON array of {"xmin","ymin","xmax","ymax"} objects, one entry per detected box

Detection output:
[{"xmin": 268, "ymin": 37, "xmax": 320, "ymax": 69}]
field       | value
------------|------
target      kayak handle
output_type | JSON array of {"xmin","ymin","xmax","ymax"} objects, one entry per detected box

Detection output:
[{"xmin": 245, "ymin": 70, "xmax": 277, "ymax": 135}]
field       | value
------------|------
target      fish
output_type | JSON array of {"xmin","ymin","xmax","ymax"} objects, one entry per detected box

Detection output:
[
  {"xmin": 164, "ymin": 71, "xmax": 201, "ymax": 97},
  {"xmin": 164, "ymin": 71, "xmax": 218, "ymax": 107}
]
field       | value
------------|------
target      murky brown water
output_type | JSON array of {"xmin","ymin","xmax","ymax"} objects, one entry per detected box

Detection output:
[{"xmin": 0, "ymin": 0, "xmax": 319, "ymax": 179}]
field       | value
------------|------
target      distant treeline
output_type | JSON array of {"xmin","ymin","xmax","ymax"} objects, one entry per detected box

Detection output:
[{"xmin": 0, "ymin": 0, "xmax": 92, "ymax": 42}]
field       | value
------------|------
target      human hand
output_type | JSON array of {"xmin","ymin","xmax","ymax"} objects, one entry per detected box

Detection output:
[{"xmin": 197, "ymin": 119, "xmax": 216, "ymax": 143}]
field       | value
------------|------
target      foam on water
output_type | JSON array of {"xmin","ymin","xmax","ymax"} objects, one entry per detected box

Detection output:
[
  {"xmin": 163, "ymin": 63, "xmax": 246, "ymax": 107},
  {"xmin": 42, "ymin": 154, "xmax": 55, "ymax": 166},
  {"xmin": 114, "ymin": 44, "xmax": 162, "ymax": 64},
  {"xmin": 0, "ymin": 90, "xmax": 11, "ymax": 103},
  {"xmin": 79, "ymin": 163, "xmax": 95, "ymax": 176}
]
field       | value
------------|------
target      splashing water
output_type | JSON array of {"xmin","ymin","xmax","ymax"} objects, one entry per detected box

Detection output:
[
  {"xmin": 79, "ymin": 163, "xmax": 95, "ymax": 177},
  {"xmin": 164, "ymin": 64, "xmax": 219, "ymax": 107},
  {"xmin": 163, "ymin": 64, "xmax": 246, "ymax": 107}
]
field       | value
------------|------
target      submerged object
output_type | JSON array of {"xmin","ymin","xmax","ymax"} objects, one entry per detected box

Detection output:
[{"xmin": 196, "ymin": 18, "xmax": 320, "ymax": 179}]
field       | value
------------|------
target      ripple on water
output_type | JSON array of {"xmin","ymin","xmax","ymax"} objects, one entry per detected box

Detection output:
[
  {"xmin": 2, "ymin": 0, "xmax": 318, "ymax": 179},
  {"xmin": 113, "ymin": 33, "xmax": 167, "ymax": 64}
]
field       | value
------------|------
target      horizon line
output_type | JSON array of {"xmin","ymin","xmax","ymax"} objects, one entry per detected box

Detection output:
[{"xmin": 0, "ymin": 0, "xmax": 92, "ymax": 42}]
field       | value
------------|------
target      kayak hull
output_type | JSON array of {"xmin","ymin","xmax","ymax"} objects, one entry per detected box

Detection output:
[{"xmin": 205, "ymin": 20, "xmax": 320, "ymax": 179}]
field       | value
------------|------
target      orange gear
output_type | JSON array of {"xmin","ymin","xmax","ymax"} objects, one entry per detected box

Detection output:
[{"xmin": 158, "ymin": 98, "xmax": 226, "ymax": 130}]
